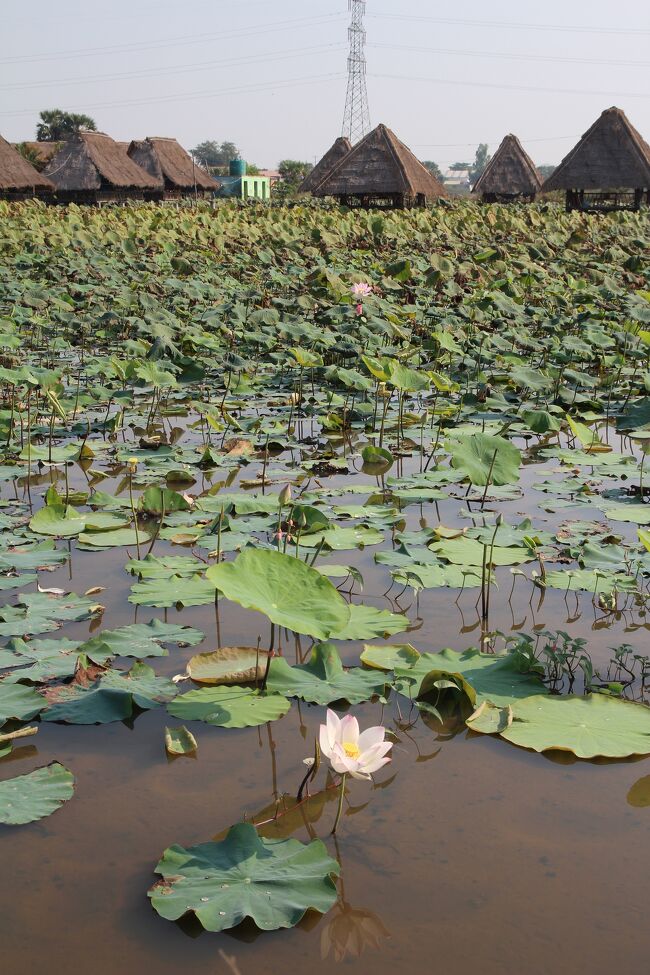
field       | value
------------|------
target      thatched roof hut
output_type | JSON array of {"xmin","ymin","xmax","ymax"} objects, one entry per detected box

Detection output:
[
  {"xmin": 127, "ymin": 137, "xmax": 219, "ymax": 197},
  {"xmin": 312, "ymin": 123, "xmax": 446, "ymax": 208},
  {"xmin": 299, "ymin": 137, "xmax": 352, "ymax": 194},
  {"xmin": 0, "ymin": 135, "xmax": 54, "ymax": 199},
  {"xmin": 42, "ymin": 131, "xmax": 163, "ymax": 203},
  {"xmin": 472, "ymin": 134, "xmax": 541, "ymax": 203},
  {"xmin": 542, "ymin": 107, "xmax": 650, "ymax": 211}
]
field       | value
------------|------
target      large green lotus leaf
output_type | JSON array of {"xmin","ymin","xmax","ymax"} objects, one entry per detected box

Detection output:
[
  {"xmin": 448, "ymin": 433, "xmax": 521, "ymax": 485},
  {"xmin": 395, "ymin": 647, "xmax": 547, "ymax": 707},
  {"xmin": 82, "ymin": 511, "xmax": 131, "ymax": 532},
  {"xmin": 167, "ymin": 686, "xmax": 291, "ymax": 728},
  {"xmin": 299, "ymin": 526, "xmax": 384, "ymax": 550},
  {"xmin": 266, "ymin": 642, "xmax": 387, "ymax": 705},
  {"xmin": 0, "ymin": 573, "xmax": 37, "ymax": 591},
  {"xmin": 493, "ymin": 695, "xmax": 650, "ymax": 759},
  {"xmin": 82, "ymin": 620, "xmax": 204, "ymax": 659},
  {"xmin": 129, "ymin": 573, "xmax": 216, "ymax": 608},
  {"xmin": 360, "ymin": 643, "xmax": 421, "ymax": 670},
  {"xmin": 148, "ymin": 821, "xmax": 339, "ymax": 931},
  {"xmin": 77, "ymin": 527, "xmax": 148, "ymax": 549},
  {"xmin": 42, "ymin": 685, "xmax": 135, "ymax": 724},
  {"xmin": 333, "ymin": 604, "xmax": 409, "ymax": 641},
  {"xmin": 0, "ymin": 541, "xmax": 68, "ymax": 572},
  {"xmin": 606, "ymin": 506, "xmax": 650, "ymax": 525},
  {"xmin": 543, "ymin": 569, "xmax": 637, "ymax": 594},
  {"xmin": 100, "ymin": 662, "xmax": 177, "ymax": 709},
  {"xmin": 0, "ymin": 682, "xmax": 46, "ymax": 723},
  {"xmin": 0, "ymin": 592, "xmax": 102, "ymax": 638},
  {"xmin": 187, "ymin": 647, "xmax": 270, "ymax": 685},
  {"xmin": 125, "ymin": 554, "xmax": 205, "ymax": 579},
  {"xmin": 0, "ymin": 637, "xmax": 84, "ymax": 682},
  {"xmin": 430, "ymin": 537, "xmax": 533, "ymax": 566},
  {"xmin": 0, "ymin": 762, "xmax": 74, "ymax": 825},
  {"xmin": 140, "ymin": 486, "xmax": 190, "ymax": 515},
  {"xmin": 206, "ymin": 549, "xmax": 350, "ymax": 640},
  {"xmin": 29, "ymin": 504, "xmax": 86, "ymax": 538},
  {"xmin": 392, "ymin": 562, "xmax": 483, "ymax": 589}
]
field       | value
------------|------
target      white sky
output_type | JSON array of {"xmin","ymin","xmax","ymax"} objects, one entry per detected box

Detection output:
[{"xmin": 1, "ymin": 0, "xmax": 649, "ymax": 169}]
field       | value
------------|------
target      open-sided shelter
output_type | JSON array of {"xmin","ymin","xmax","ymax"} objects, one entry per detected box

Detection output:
[
  {"xmin": 311, "ymin": 123, "xmax": 446, "ymax": 208},
  {"xmin": 542, "ymin": 107, "xmax": 650, "ymax": 212},
  {"xmin": 0, "ymin": 135, "xmax": 54, "ymax": 200},
  {"xmin": 42, "ymin": 131, "xmax": 163, "ymax": 204},
  {"xmin": 127, "ymin": 137, "xmax": 220, "ymax": 198},
  {"xmin": 472, "ymin": 134, "xmax": 541, "ymax": 203},
  {"xmin": 299, "ymin": 137, "xmax": 352, "ymax": 194}
]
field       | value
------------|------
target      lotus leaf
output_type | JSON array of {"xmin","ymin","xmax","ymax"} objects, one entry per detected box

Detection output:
[
  {"xmin": 448, "ymin": 433, "xmax": 521, "ymax": 485},
  {"xmin": 167, "ymin": 686, "xmax": 291, "ymax": 728},
  {"xmin": 148, "ymin": 821, "xmax": 339, "ymax": 931},
  {"xmin": 266, "ymin": 642, "xmax": 387, "ymax": 705},
  {"xmin": 187, "ymin": 647, "xmax": 270, "ymax": 685},
  {"xmin": 0, "ymin": 762, "xmax": 74, "ymax": 825},
  {"xmin": 206, "ymin": 549, "xmax": 350, "ymax": 640}
]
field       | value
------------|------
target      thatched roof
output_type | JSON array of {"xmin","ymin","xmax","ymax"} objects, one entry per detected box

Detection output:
[
  {"xmin": 14, "ymin": 141, "xmax": 61, "ymax": 169},
  {"xmin": 472, "ymin": 134, "xmax": 541, "ymax": 197},
  {"xmin": 43, "ymin": 131, "xmax": 163, "ymax": 192},
  {"xmin": 128, "ymin": 137, "xmax": 219, "ymax": 191},
  {"xmin": 0, "ymin": 135, "xmax": 55, "ymax": 193},
  {"xmin": 312, "ymin": 123, "xmax": 446, "ymax": 199},
  {"xmin": 300, "ymin": 137, "xmax": 352, "ymax": 193},
  {"xmin": 542, "ymin": 107, "xmax": 650, "ymax": 192}
]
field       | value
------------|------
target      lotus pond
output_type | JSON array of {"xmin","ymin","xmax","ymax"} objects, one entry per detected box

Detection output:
[{"xmin": 1, "ymin": 198, "xmax": 650, "ymax": 974}]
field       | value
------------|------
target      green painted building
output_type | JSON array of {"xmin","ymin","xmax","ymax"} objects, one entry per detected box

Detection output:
[{"xmin": 214, "ymin": 160, "xmax": 271, "ymax": 200}]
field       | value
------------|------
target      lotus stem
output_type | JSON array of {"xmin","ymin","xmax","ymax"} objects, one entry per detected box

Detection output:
[{"xmin": 331, "ymin": 773, "xmax": 347, "ymax": 835}]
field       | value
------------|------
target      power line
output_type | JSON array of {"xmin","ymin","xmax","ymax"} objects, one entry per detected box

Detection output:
[
  {"xmin": 0, "ymin": 44, "xmax": 345, "ymax": 91},
  {"xmin": 413, "ymin": 136, "xmax": 574, "ymax": 148},
  {"xmin": 0, "ymin": 72, "xmax": 345, "ymax": 118},
  {"xmin": 368, "ymin": 12, "xmax": 650, "ymax": 36},
  {"xmin": 370, "ymin": 42, "xmax": 650, "ymax": 69},
  {"xmin": 0, "ymin": 12, "xmax": 346, "ymax": 65},
  {"xmin": 369, "ymin": 71, "xmax": 650, "ymax": 99}
]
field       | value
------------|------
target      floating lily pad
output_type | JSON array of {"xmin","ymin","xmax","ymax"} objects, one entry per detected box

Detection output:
[
  {"xmin": 333, "ymin": 603, "xmax": 409, "ymax": 641},
  {"xmin": 448, "ymin": 433, "xmax": 521, "ymax": 485},
  {"xmin": 0, "ymin": 683, "xmax": 46, "ymax": 724},
  {"xmin": 148, "ymin": 821, "xmax": 340, "ymax": 931},
  {"xmin": 267, "ymin": 642, "xmax": 387, "ymax": 705},
  {"xmin": 164, "ymin": 726, "xmax": 197, "ymax": 755},
  {"xmin": 129, "ymin": 573, "xmax": 215, "ymax": 608},
  {"xmin": 167, "ymin": 686, "xmax": 291, "ymax": 728},
  {"xmin": 187, "ymin": 647, "xmax": 270, "ymax": 685},
  {"xmin": 29, "ymin": 504, "xmax": 86, "ymax": 538},
  {"xmin": 0, "ymin": 762, "xmax": 74, "ymax": 825}
]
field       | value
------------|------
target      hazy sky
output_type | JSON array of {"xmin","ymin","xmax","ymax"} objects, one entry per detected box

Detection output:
[{"xmin": 2, "ymin": 0, "xmax": 649, "ymax": 170}]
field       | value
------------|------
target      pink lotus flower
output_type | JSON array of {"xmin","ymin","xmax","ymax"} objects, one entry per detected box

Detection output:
[
  {"xmin": 351, "ymin": 282, "xmax": 372, "ymax": 298},
  {"xmin": 319, "ymin": 709, "xmax": 392, "ymax": 781}
]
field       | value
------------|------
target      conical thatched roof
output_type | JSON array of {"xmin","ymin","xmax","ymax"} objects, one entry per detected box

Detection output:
[
  {"xmin": 542, "ymin": 107, "xmax": 650, "ymax": 192},
  {"xmin": 0, "ymin": 135, "xmax": 54, "ymax": 193},
  {"xmin": 300, "ymin": 137, "xmax": 352, "ymax": 193},
  {"xmin": 128, "ymin": 137, "xmax": 219, "ymax": 191},
  {"xmin": 472, "ymin": 134, "xmax": 541, "ymax": 197},
  {"xmin": 312, "ymin": 123, "xmax": 446, "ymax": 200},
  {"xmin": 43, "ymin": 131, "xmax": 163, "ymax": 192}
]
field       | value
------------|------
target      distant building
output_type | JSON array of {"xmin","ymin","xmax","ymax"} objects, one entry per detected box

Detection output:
[
  {"xmin": 542, "ymin": 106, "xmax": 650, "ymax": 212},
  {"xmin": 0, "ymin": 134, "xmax": 54, "ymax": 200},
  {"xmin": 214, "ymin": 160, "xmax": 271, "ymax": 200},
  {"xmin": 311, "ymin": 123, "xmax": 446, "ymax": 208},
  {"xmin": 443, "ymin": 168, "xmax": 471, "ymax": 186},
  {"xmin": 42, "ymin": 131, "xmax": 163, "ymax": 204},
  {"xmin": 128, "ymin": 137, "xmax": 220, "ymax": 199},
  {"xmin": 258, "ymin": 169, "xmax": 282, "ymax": 184},
  {"xmin": 472, "ymin": 134, "xmax": 542, "ymax": 203}
]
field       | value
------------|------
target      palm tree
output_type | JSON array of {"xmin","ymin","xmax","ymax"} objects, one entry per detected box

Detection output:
[{"xmin": 36, "ymin": 109, "xmax": 97, "ymax": 142}]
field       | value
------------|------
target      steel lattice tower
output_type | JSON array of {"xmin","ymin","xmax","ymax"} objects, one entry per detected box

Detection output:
[{"xmin": 341, "ymin": 0, "xmax": 371, "ymax": 144}]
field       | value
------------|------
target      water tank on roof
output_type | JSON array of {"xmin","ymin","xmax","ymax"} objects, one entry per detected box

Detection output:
[{"xmin": 229, "ymin": 158, "xmax": 247, "ymax": 176}]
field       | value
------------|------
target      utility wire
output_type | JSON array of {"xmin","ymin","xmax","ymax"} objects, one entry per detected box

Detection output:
[
  {"xmin": 369, "ymin": 42, "xmax": 650, "ymax": 69},
  {"xmin": 369, "ymin": 71, "xmax": 650, "ymax": 100},
  {"xmin": 0, "ymin": 44, "xmax": 345, "ymax": 91},
  {"xmin": 368, "ymin": 12, "xmax": 650, "ymax": 36},
  {"xmin": 0, "ymin": 12, "xmax": 345, "ymax": 65}
]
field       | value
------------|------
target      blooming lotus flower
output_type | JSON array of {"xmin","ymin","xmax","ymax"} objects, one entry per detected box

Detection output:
[
  {"xmin": 319, "ymin": 709, "xmax": 392, "ymax": 781},
  {"xmin": 351, "ymin": 282, "xmax": 372, "ymax": 298}
]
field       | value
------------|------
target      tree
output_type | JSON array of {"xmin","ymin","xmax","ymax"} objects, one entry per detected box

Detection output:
[
  {"xmin": 276, "ymin": 160, "xmax": 313, "ymax": 198},
  {"xmin": 449, "ymin": 161, "xmax": 471, "ymax": 172},
  {"xmin": 36, "ymin": 109, "xmax": 96, "ymax": 141},
  {"xmin": 192, "ymin": 140, "xmax": 241, "ymax": 170},
  {"xmin": 470, "ymin": 143, "xmax": 491, "ymax": 183},
  {"xmin": 422, "ymin": 160, "xmax": 444, "ymax": 182}
]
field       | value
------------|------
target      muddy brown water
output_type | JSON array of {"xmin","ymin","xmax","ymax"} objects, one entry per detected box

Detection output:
[{"xmin": 1, "ymin": 448, "xmax": 650, "ymax": 974}]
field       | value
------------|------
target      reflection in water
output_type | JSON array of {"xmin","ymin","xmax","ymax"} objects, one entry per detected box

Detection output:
[{"xmin": 627, "ymin": 775, "xmax": 650, "ymax": 807}]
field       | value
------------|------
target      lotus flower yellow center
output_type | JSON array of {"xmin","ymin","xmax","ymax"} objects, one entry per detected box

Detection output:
[{"xmin": 343, "ymin": 742, "xmax": 361, "ymax": 760}]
